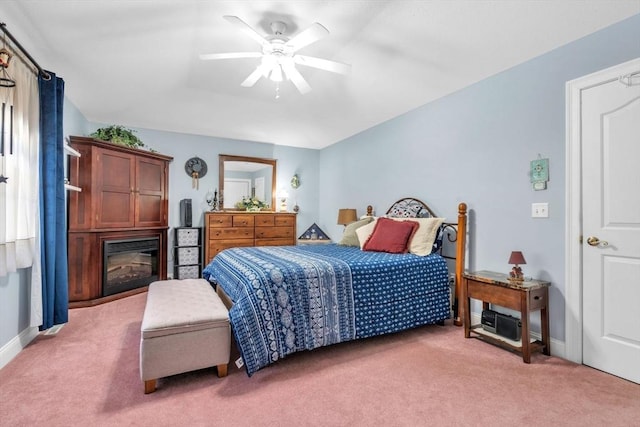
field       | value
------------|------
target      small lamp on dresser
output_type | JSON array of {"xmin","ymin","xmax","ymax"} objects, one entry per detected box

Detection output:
[
  {"xmin": 278, "ymin": 189, "xmax": 289, "ymax": 212},
  {"xmin": 508, "ymin": 251, "xmax": 526, "ymax": 281},
  {"xmin": 337, "ymin": 209, "xmax": 357, "ymax": 227}
]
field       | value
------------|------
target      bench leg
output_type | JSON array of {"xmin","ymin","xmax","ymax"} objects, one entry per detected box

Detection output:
[
  {"xmin": 144, "ymin": 379, "xmax": 157, "ymax": 394},
  {"xmin": 217, "ymin": 364, "xmax": 228, "ymax": 378}
]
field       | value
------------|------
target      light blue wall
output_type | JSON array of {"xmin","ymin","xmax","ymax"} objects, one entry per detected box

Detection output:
[
  {"xmin": 319, "ymin": 14, "xmax": 640, "ymax": 342},
  {"xmin": 0, "ymin": 270, "xmax": 30, "ymax": 351}
]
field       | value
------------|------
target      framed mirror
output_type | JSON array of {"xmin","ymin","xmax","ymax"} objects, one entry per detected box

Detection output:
[{"xmin": 219, "ymin": 154, "xmax": 277, "ymax": 211}]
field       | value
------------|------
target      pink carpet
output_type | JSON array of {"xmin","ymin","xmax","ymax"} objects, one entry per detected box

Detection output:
[{"xmin": 1, "ymin": 292, "xmax": 638, "ymax": 426}]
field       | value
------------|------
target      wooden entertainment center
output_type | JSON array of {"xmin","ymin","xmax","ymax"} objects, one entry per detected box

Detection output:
[{"xmin": 66, "ymin": 136, "xmax": 172, "ymax": 307}]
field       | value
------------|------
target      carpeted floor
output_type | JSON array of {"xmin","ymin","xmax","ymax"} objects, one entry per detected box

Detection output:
[{"xmin": 1, "ymin": 292, "xmax": 638, "ymax": 426}]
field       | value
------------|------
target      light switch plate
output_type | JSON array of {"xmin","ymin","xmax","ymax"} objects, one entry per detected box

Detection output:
[{"xmin": 532, "ymin": 203, "xmax": 549, "ymax": 218}]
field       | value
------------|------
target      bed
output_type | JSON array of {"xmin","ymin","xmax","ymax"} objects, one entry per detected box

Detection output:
[{"xmin": 203, "ymin": 198, "xmax": 468, "ymax": 376}]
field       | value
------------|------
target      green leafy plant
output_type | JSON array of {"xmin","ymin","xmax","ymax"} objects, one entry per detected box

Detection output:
[{"xmin": 90, "ymin": 125, "xmax": 146, "ymax": 149}]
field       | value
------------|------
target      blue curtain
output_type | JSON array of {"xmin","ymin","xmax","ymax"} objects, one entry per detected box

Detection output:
[{"xmin": 39, "ymin": 72, "xmax": 68, "ymax": 330}]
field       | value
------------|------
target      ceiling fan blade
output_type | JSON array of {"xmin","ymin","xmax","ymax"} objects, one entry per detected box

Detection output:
[
  {"xmin": 241, "ymin": 67, "xmax": 264, "ymax": 87},
  {"xmin": 199, "ymin": 52, "xmax": 263, "ymax": 60},
  {"xmin": 286, "ymin": 66, "xmax": 312, "ymax": 94},
  {"xmin": 294, "ymin": 55, "xmax": 351, "ymax": 75},
  {"xmin": 223, "ymin": 15, "xmax": 269, "ymax": 47},
  {"xmin": 286, "ymin": 23, "xmax": 329, "ymax": 52}
]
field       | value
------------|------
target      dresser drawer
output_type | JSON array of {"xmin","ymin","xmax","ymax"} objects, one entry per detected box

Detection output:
[
  {"xmin": 232, "ymin": 215, "xmax": 255, "ymax": 227},
  {"xmin": 255, "ymin": 238, "xmax": 295, "ymax": 246},
  {"xmin": 207, "ymin": 239, "xmax": 254, "ymax": 262},
  {"xmin": 255, "ymin": 226, "xmax": 294, "ymax": 239},
  {"xmin": 255, "ymin": 215, "xmax": 275, "ymax": 227},
  {"xmin": 275, "ymin": 216, "xmax": 295, "ymax": 227},
  {"xmin": 528, "ymin": 287, "xmax": 548, "ymax": 310},
  {"xmin": 208, "ymin": 214, "xmax": 232, "ymax": 228},
  {"xmin": 208, "ymin": 227, "xmax": 254, "ymax": 240}
]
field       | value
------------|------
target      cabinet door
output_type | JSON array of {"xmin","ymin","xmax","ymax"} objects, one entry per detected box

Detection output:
[
  {"xmin": 67, "ymin": 232, "xmax": 101, "ymax": 301},
  {"xmin": 135, "ymin": 156, "xmax": 167, "ymax": 227},
  {"xmin": 95, "ymin": 148, "xmax": 136, "ymax": 228}
]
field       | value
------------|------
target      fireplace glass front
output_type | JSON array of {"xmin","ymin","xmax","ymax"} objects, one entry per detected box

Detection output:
[{"xmin": 103, "ymin": 237, "xmax": 159, "ymax": 296}]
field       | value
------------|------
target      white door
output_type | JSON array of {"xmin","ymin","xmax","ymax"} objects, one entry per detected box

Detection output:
[
  {"xmin": 223, "ymin": 179, "xmax": 251, "ymax": 209},
  {"xmin": 581, "ymin": 64, "xmax": 640, "ymax": 384}
]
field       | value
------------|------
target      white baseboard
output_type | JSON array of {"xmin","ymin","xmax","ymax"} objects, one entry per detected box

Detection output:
[
  {"xmin": 0, "ymin": 326, "xmax": 39, "ymax": 370},
  {"xmin": 470, "ymin": 312, "xmax": 565, "ymax": 359}
]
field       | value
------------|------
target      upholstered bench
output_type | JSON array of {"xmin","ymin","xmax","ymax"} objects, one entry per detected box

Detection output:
[{"xmin": 140, "ymin": 279, "xmax": 230, "ymax": 394}]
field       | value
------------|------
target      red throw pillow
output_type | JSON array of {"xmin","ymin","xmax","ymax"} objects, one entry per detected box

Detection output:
[{"xmin": 363, "ymin": 217, "xmax": 419, "ymax": 254}]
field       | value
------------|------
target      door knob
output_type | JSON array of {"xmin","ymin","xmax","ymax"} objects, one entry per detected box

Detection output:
[{"xmin": 586, "ymin": 236, "xmax": 609, "ymax": 247}]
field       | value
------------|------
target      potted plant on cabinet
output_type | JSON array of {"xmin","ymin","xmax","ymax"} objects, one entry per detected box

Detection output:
[{"xmin": 90, "ymin": 125, "xmax": 146, "ymax": 149}]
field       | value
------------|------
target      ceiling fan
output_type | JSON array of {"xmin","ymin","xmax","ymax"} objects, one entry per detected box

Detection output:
[{"xmin": 200, "ymin": 16, "xmax": 351, "ymax": 95}]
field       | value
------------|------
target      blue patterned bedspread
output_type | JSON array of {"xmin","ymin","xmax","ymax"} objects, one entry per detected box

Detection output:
[{"xmin": 203, "ymin": 244, "xmax": 449, "ymax": 375}]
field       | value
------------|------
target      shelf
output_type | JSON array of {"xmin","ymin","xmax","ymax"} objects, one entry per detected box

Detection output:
[
  {"xmin": 297, "ymin": 239, "xmax": 332, "ymax": 245},
  {"xmin": 174, "ymin": 227, "xmax": 202, "ymax": 279},
  {"xmin": 64, "ymin": 138, "xmax": 81, "ymax": 191},
  {"xmin": 64, "ymin": 143, "xmax": 81, "ymax": 157},
  {"xmin": 64, "ymin": 183, "xmax": 82, "ymax": 192},
  {"xmin": 469, "ymin": 324, "xmax": 543, "ymax": 353}
]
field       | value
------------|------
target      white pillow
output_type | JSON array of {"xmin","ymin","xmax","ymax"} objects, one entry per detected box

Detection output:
[
  {"xmin": 355, "ymin": 218, "xmax": 378, "ymax": 249},
  {"xmin": 392, "ymin": 217, "xmax": 445, "ymax": 256}
]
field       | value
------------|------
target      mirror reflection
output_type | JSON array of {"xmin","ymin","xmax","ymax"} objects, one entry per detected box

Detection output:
[{"xmin": 219, "ymin": 155, "xmax": 276, "ymax": 210}]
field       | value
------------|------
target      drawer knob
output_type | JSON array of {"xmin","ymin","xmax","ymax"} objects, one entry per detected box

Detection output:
[{"xmin": 534, "ymin": 296, "xmax": 540, "ymax": 300}]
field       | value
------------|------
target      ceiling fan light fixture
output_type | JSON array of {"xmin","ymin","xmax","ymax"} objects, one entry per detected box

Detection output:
[
  {"xmin": 201, "ymin": 15, "xmax": 350, "ymax": 95},
  {"xmin": 270, "ymin": 64, "xmax": 283, "ymax": 82}
]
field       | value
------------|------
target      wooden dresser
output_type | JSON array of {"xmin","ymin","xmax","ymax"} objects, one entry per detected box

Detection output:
[{"xmin": 204, "ymin": 212, "xmax": 297, "ymax": 265}]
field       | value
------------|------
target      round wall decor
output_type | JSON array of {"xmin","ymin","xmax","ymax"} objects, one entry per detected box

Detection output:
[
  {"xmin": 185, "ymin": 157, "xmax": 208, "ymax": 189},
  {"xmin": 185, "ymin": 157, "xmax": 208, "ymax": 178}
]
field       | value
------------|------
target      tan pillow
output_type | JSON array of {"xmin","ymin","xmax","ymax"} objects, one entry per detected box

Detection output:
[
  {"xmin": 392, "ymin": 217, "xmax": 445, "ymax": 256},
  {"xmin": 338, "ymin": 217, "xmax": 374, "ymax": 247},
  {"xmin": 355, "ymin": 218, "xmax": 378, "ymax": 249}
]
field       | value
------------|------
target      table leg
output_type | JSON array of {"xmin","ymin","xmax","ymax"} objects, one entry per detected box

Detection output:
[
  {"xmin": 463, "ymin": 278, "xmax": 471, "ymax": 338},
  {"xmin": 541, "ymin": 288, "xmax": 550, "ymax": 356},
  {"xmin": 520, "ymin": 292, "xmax": 531, "ymax": 363}
]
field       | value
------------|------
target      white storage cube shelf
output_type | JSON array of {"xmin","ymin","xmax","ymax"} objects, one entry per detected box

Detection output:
[
  {"xmin": 176, "ymin": 265, "xmax": 199, "ymax": 279},
  {"xmin": 176, "ymin": 228, "xmax": 199, "ymax": 246},
  {"xmin": 177, "ymin": 247, "xmax": 199, "ymax": 265},
  {"xmin": 174, "ymin": 227, "xmax": 202, "ymax": 279}
]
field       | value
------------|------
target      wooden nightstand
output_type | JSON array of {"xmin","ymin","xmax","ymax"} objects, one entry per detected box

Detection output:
[{"xmin": 462, "ymin": 270, "xmax": 550, "ymax": 363}]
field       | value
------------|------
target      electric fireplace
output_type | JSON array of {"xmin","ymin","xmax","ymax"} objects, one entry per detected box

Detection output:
[{"xmin": 103, "ymin": 237, "xmax": 159, "ymax": 297}]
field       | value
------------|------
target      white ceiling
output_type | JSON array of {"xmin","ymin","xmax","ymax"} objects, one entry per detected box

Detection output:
[{"xmin": 1, "ymin": 1, "xmax": 638, "ymax": 149}]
